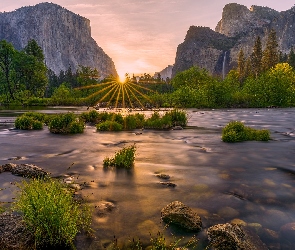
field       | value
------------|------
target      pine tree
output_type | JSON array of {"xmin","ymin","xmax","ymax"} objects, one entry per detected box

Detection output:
[
  {"xmin": 237, "ymin": 49, "xmax": 245, "ymax": 82},
  {"xmin": 288, "ymin": 46, "xmax": 295, "ymax": 69},
  {"xmin": 244, "ymin": 58, "xmax": 253, "ymax": 79},
  {"xmin": 261, "ymin": 29, "xmax": 279, "ymax": 71},
  {"xmin": 251, "ymin": 36, "xmax": 263, "ymax": 77}
]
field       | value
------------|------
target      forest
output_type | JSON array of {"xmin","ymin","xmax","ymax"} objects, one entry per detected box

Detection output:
[{"xmin": 0, "ymin": 29, "xmax": 294, "ymax": 108}]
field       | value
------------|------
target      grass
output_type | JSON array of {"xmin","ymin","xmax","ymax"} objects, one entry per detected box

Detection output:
[
  {"xmin": 49, "ymin": 113, "xmax": 85, "ymax": 134},
  {"xmin": 103, "ymin": 144, "xmax": 136, "ymax": 169},
  {"xmin": 13, "ymin": 178, "xmax": 91, "ymax": 249},
  {"xmin": 222, "ymin": 121, "xmax": 271, "ymax": 142}
]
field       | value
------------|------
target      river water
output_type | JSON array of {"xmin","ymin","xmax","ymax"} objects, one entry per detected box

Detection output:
[{"xmin": 0, "ymin": 107, "xmax": 295, "ymax": 249}]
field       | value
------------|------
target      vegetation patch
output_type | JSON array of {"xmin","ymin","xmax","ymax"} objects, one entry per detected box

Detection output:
[
  {"xmin": 144, "ymin": 110, "xmax": 187, "ymax": 129},
  {"xmin": 222, "ymin": 121, "xmax": 270, "ymax": 142},
  {"xmin": 48, "ymin": 113, "xmax": 85, "ymax": 134},
  {"xmin": 15, "ymin": 112, "xmax": 47, "ymax": 130},
  {"xmin": 13, "ymin": 178, "xmax": 91, "ymax": 249},
  {"xmin": 103, "ymin": 145, "xmax": 136, "ymax": 169},
  {"xmin": 96, "ymin": 120, "xmax": 123, "ymax": 131}
]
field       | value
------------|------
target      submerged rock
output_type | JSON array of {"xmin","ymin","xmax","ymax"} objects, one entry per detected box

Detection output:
[
  {"xmin": 156, "ymin": 173, "xmax": 171, "ymax": 180},
  {"xmin": 95, "ymin": 201, "xmax": 116, "ymax": 217},
  {"xmin": 161, "ymin": 201, "xmax": 202, "ymax": 231},
  {"xmin": 159, "ymin": 182, "xmax": 176, "ymax": 187},
  {"xmin": 207, "ymin": 223, "xmax": 268, "ymax": 250},
  {"xmin": 1, "ymin": 163, "xmax": 48, "ymax": 178}
]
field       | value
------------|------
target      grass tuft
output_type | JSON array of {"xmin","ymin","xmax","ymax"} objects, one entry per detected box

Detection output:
[
  {"xmin": 103, "ymin": 145, "xmax": 136, "ymax": 169},
  {"xmin": 13, "ymin": 178, "xmax": 91, "ymax": 249}
]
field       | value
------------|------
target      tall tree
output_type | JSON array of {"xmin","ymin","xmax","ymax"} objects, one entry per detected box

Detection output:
[
  {"xmin": 251, "ymin": 36, "xmax": 263, "ymax": 77},
  {"xmin": 261, "ymin": 29, "xmax": 279, "ymax": 71},
  {"xmin": 237, "ymin": 49, "xmax": 246, "ymax": 83},
  {"xmin": 24, "ymin": 39, "xmax": 44, "ymax": 62},
  {"xmin": 0, "ymin": 40, "xmax": 16, "ymax": 100},
  {"xmin": 15, "ymin": 40, "xmax": 48, "ymax": 97}
]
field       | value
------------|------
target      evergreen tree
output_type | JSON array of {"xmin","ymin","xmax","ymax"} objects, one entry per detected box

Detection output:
[
  {"xmin": 244, "ymin": 58, "xmax": 253, "ymax": 80},
  {"xmin": 288, "ymin": 46, "xmax": 295, "ymax": 69},
  {"xmin": 0, "ymin": 40, "xmax": 17, "ymax": 100},
  {"xmin": 251, "ymin": 36, "xmax": 263, "ymax": 77},
  {"xmin": 24, "ymin": 39, "xmax": 44, "ymax": 62},
  {"xmin": 237, "ymin": 49, "xmax": 245, "ymax": 83},
  {"xmin": 279, "ymin": 51, "xmax": 288, "ymax": 63},
  {"xmin": 261, "ymin": 29, "xmax": 279, "ymax": 71}
]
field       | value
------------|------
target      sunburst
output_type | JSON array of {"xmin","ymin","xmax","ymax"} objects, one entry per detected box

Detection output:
[{"xmin": 75, "ymin": 77, "xmax": 156, "ymax": 109}]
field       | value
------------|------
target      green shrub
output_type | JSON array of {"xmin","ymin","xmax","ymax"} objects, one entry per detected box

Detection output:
[
  {"xmin": 103, "ymin": 145, "xmax": 136, "ymax": 169},
  {"xmin": 80, "ymin": 110, "xmax": 100, "ymax": 123},
  {"xmin": 15, "ymin": 116, "xmax": 43, "ymax": 130},
  {"xmin": 96, "ymin": 120, "xmax": 123, "ymax": 131},
  {"xmin": 164, "ymin": 109, "xmax": 188, "ymax": 127},
  {"xmin": 123, "ymin": 113, "xmax": 145, "ymax": 130},
  {"xmin": 144, "ymin": 111, "xmax": 172, "ymax": 129},
  {"xmin": 222, "ymin": 121, "xmax": 270, "ymax": 142},
  {"xmin": 14, "ymin": 178, "xmax": 91, "ymax": 249},
  {"xmin": 49, "ymin": 113, "xmax": 85, "ymax": 134}
]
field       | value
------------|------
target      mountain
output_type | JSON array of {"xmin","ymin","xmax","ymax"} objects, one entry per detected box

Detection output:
[
  {"xmin": 0, "ymin": 2, "xmax": 118, "ymax": 78},
  {"xmin": 154, "ymin": 65, "xmax": 173, "ymax": 79},
  {"xmin": 172, "ymin": 3, "xmax": 295, "ymax": 77}
]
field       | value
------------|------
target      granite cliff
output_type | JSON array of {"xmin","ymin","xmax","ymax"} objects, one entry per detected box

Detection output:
[
  {"xmin": 0, "ymin": 2, "xmax": 118, "ymax": 78},
  {"xmin": 173, "ymin": 3, "xmax": 295, "ymax": 77}
]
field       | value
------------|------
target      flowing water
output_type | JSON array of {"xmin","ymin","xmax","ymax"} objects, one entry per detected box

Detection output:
[{"xmin": 0, "ymin": 107, "xmax": 295, "ymax": 249}]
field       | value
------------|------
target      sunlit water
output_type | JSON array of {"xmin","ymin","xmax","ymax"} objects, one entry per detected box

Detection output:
[{"xmin": 0, "ymin": 107, "xmax": 295, "ymax": 249}]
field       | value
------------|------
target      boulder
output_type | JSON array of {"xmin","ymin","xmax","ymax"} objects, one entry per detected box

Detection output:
[
  {"xmin": 0, "ymin": 163, "xmax": 48, "ymax": 178},
  {"xmin": 161, "ymin": 201, "xmax": 202, "ymax": 231},
  {"xmin": 0, "ymin": 213, "xmax": 34, "ymax": 250},
  {"xmin": 207, "ymin": 223, "xmax": 268, "ymax": 250}
]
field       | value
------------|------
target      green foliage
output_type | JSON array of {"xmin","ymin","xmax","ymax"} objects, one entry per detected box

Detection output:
[
  {"xmin": 103, "ymin": 144, "xmax": 136, "ymax": 169},
  {"xmin": 80, "ymin": 110, "xmax": 100, "ymax": 123},
  {"xmin": 15, "ymin": 112, "xmax": 46, "ymax": 130},
  {"xmin": 222, "ymin": 121, "xmax": 270, "ymax": 142},
  {"xmin": 123, "ymin": 113, "xmax": 145, "ymax": 130},
  {"xmin": 163, "ymin": 109, "xmax": 187, "ymax": 127},
  {"xmin": 49, "ymin": 113, "xmax": 85, "ymax": 134},
  {"xmin": 13, "ymin": 178, "xmax": 91, "ymax": 249},
  {"xmin": 96, "ymin": 120, "xmax": 123, "ymax": 131},
  {"xmin": 261, "ymin": 29, "xmax": 279, "ymax": 71},
  {"xmin": 144, "ymin": 111, "xmax": 172, "ymax": 129}
]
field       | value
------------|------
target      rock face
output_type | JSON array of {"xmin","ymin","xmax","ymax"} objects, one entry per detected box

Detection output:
[
  {"xmin": 0, "ymin": 3, "xmax": 118, "ymax": 78},
  {"xmin": 173, "ymin": 4, "xmax": 295, "ymax": 77},
  {"xmin": 161, "ymin": 201, "xmax": 202, "ymax": 231},
  {"xmin": 207, "ymin": 223, "xmax": 268, "ymax": 250},
  {"xmin": 154, "ymin": 65, "xmax": 173, "ymax": 79}
]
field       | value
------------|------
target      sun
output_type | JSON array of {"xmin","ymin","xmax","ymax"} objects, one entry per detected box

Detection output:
[{"xmin": 118, "ymin": 73, "xmax": 126, "ymax": 83}]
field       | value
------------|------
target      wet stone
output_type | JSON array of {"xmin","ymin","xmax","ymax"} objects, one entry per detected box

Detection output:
[
  {"xmin": 207, "ymin": 223, "xmax": 268, "ymax": 250},
  {"xmin": 0, "ymin": 212, "xmax": 34, "ymax": 250},
  {"xmin": 155, "ymin": 173, "xmax": 170, "ymax": 180},
  {"xmin": 161, "ymin": 201, "xmax": 202, "ymax": 232},
  {"xmin": 159, "ymin": 182, "xmax": 176, "ymax": 187},
  {"xmin": 0, "ymin": 163, "xmax": 48, "ymax": 178}
]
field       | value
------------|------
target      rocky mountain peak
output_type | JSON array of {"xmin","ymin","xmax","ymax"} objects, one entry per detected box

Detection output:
[
  {"xmin": 0, "ymin": 2, "xmax": 117, "ymax": 78},
  {"xmin": 215, "ymin": 3, "xmax": 279, "ymax": 37}
]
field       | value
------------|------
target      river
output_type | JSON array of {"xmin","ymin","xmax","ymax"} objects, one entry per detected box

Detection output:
[{"xmin": 0, "ymin": 107, "xmax": 294, "ymax": 249}]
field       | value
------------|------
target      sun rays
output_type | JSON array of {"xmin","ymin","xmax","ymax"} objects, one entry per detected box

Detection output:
[{"xmin": 76, "ymin": 77, "xmax": 156, "ymax": 109}]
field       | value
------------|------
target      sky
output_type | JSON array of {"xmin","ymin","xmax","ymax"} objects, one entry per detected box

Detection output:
[{"xmin": 1, "ymin": 1, "xmax": 295, "ymax": 79}]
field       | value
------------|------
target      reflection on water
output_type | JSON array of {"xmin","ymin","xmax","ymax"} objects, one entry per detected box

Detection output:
[{"xmin": 0, "ymin": 107, "xmax": 295, "ymax": 249}]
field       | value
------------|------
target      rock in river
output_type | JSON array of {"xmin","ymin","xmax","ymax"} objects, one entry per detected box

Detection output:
[
  {"xmin": 161, "ymin": 201, "xmax": 202, "ymax": 231},
  {"xmin": 207, "ymin": 223, "xmax": 268, "ymax": 250},
  {"xmin": 0, "ymin": 163, "xmax": 48, "ymax": 178}
]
